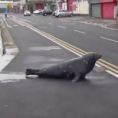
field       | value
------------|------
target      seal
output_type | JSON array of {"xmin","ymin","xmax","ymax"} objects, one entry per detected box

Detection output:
[{"xmin": 26, "ymin": 52, "xmax": 102, "ymax": 82}]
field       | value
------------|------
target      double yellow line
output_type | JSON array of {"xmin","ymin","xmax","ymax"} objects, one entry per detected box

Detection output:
[{"xmin": 12, "ymin": 17, "xmax": 118, "ymax": 77}]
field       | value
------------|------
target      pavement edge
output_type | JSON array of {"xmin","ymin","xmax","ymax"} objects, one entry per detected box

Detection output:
[{"xmin": 0, "ymin": 17, "xmax": 19, "ymax": 72}]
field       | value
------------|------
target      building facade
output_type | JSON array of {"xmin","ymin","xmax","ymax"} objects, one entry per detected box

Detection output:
[
  {"xmin": 89, "ymin": 0, "xmax": 117, "ymax": 19},
  {"xmin": 57, "ymin": 0, "xmax": 89, "ymax": 15},
  {"xmin": 0, "ymin": 0, "xmax": 13, "ymax": 13},
  {"xmin": 11, "ymin": 0, "xmax": 89, "ymax": 14},
  {"xmin": 12, "ymin": 0, "xmax": 56, "ymax": 13},
  {"xmin": 0, "ymin": 0, "xmax": 90, "ymax": 15},
  {"xmin": 26, "ymin": 0, "xmax": 56, "ymax": 12}
]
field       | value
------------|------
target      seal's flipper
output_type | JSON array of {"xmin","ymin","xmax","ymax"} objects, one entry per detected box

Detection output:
[
  {"xmin": 79, "ymin": 74, "xmax": 86, "ymax": 81},
  {"xmin": 72, "ymin": 73, "xmax": 86, "ymax": 83},
  {"xmin": 72, "ymin": 74, "xmax": 81, "ymax": 83},
  {"xmin": 26, "ymin": 69, "xmax": 40, "ymax": 75}
]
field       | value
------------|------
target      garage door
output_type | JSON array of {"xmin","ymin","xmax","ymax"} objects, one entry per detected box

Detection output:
[
  {"xmin": 91, "ymin": 4, "xmax": 101, "ymax": 18},
  {"xmin": 35, "ymin": 4, "xmax": 44, "ymax": 9},
  {"xmin": 102, "ymin": 3, "xmax": 114, "ymax": 19},
  {"xmin": 0, "ymin": 8, "xmax": 6, "ymax": 13}
]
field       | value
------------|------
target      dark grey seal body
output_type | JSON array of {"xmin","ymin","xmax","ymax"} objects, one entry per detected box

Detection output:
[{"xmin": 26, "ymin": 52, "xmax": 101, "ymax": 82}]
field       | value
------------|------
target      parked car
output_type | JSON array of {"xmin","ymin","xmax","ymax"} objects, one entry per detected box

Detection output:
[
  {"xmin": 33, "ymin": 9, "xmax": 43, "ymax": 15},
  {"xmin": 52, "ymin": 10, "xmax": 57, "ymax": 16},
  {"xmin": 42, "ymin": 9, "xmax": 52, "ymax": 16},
  {"xmin": 55, "ymin": 10, "xmax": 73, "ymax": 17},
  {"xmin": 24, "ymin": 10, "xmax": 31, "ymax": 16}
]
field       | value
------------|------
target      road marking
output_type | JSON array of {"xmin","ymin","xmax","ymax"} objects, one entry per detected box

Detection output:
[
  {"xmin": 18, "ymin": 18, "xmax": 31, "ymax": 23},
  {"xmin": 0, "ymin": 47, "xmax": 19, "ymax": 72},
  {"xmin": 106, "ymin": 70, "xmax": 118, "ymax": 78},
  {"xmin": 100, "ymin": 36, "xmax": 118, "ymax": 43},
  {"xmin": 103, "ymin": 25, "xmax": 118, "ymax": 31},
  {"xmin": 58, "ymin": 25, "xmax": 66, "ymax": 29},
  {"xmin": 39, "ymin": 26, "xmax": 47, "ymax": 29},
  {"xmin": 6, "ymin": 24, "xmax": 12, "ymax": 28},
  {"xmin": 0, "ymin": 55, "xmax": 15, "ymax": 72},
  {"xmin": 13, "ymin": 25, "xmax": 18, "ymax": 27},
  {"xmin": 0, "ymin": 73, "xmax": 25, "ymax": 83},
  {"xmin": 11, "ymin": 17, "xmax": 118, "ymax": 78},
  {"xmin": 3, "ymin": 18, "xmax": 12, "ymax": 28},
  {"xmin": 29, "ymin": 46, "xmax": 61, "ymax": 51},
  {"xmin": 74, "ymin": 30, "xmax": 86, "ymax": 34},
  {"xmin": 48, "ymin": 22, "xmax": 52, "ymax": 25}
]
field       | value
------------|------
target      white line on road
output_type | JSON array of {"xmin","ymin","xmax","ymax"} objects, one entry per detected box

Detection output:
[
  {"xmin": 0, "ymin": 48, "xmax": 19, "ymax": 72},
  {"xmin": 0, "ymin": 55, "xmax": 15, "ymax": 72},
  {"xmin": 29, "ymin": 46, "xmax": 62, "ymax": 51},
  {"xmin": 13, "ymin": 25, "xmax": 18, "ymax": 27},
  {"xmin": 74, "ymin": 30, "xmax": 86, "ymax": 34},
  {"xmin": 6, "ymin": 23, "xmax": 12, "ymax": 28},
  {"xmin": 18, "ymin": 18, "xmax": 31, "ymax": 23},
  {"xmin": 100, "ymin": 36, "xmax": 118, "ymax": 43},
  {"xmin": 48, "ymin": 22, "xmax": 52, "ymax": 25},
  {"xmin": 39, "ymin": 26, "xmax": 47, "ymax": 29},
  {"xmin": 58, "ymin": 25, "xmax": 66, "ymax": 29},
  {"xmin": 3, "ymin": 17, "xmax": 12, "ymax": 28},
  {"xmin": 0, "ymin": 73, "xmax": 25, "ymax": 83}
]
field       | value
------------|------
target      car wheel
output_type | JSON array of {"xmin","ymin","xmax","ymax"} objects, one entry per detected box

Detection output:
[
  {"xmin": 70, "ymin": 14, "xmax": 73, "ymax": 17},
  {"xmin": 58, "ymin": 14, "xmax": 61, "ymax": 18},
  {"xmin": 43, "ymin": 13, "xmax": 47, "ymax": 16},
  {"xmin": 55, "ymin": 15, "xmax": 58, "ymax": 18}
]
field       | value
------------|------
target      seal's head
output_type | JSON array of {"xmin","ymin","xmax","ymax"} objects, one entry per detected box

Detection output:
[
  {"xmin": 90, "ymin": 52, "xmax": 102, "ymax": 61},
  {"xmin": 84, "ymin": 52, "xmax": 102, "ymax": 62},
  {"xmin": 82, "ymin": 52, "xmax": 102, "ymax": 72}
]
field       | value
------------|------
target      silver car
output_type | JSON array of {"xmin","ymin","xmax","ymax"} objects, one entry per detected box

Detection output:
[
  {"xmin": 55, "ymin": 10, "xmax": 73, "ymax": 17},
  {"xmin": 24, "ymin": 10, "xmax": 31, "ymax": 16}
]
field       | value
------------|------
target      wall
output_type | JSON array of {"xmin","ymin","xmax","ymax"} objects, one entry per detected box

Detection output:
[{"xmin": 78, "ymin": 0, "xmax": 89, "ymax": 14}]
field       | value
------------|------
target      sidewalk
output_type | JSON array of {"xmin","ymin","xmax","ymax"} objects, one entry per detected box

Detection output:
[
  {"xmin": 0, "ymin": 16, "xmax": 19, "ymax": 72},
  {"xmin": 107, "ymin": 23, "xmax": 118, "ymax": 29},
  {"xmin": 69, "ymin": 16, "xmax": 118, "ymax": 30},
  {"xmin": 84, "ymin": 16, "xmax": 118, "ymax": 30}
]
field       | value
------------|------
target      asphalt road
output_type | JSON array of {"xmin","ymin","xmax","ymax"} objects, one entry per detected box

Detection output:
[
  {"xmin": 2, "ymin": 19, "xmax": 76, "ymax": 72},
  {"xmin": 0, "ymin": 15, "xmax": 118, "ymax": 118},
  {"xmin": 0, "ymin": 75, "xmax": 118, "ymax": 118},
  {"xmin": 13, "ymin": 14, "xmax": 118, "ymax": 66}
]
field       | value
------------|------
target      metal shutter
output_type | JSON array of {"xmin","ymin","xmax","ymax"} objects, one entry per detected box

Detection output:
[{"xmin": 91, "ymin": 4, "xmax": 101, "ymax": 18}]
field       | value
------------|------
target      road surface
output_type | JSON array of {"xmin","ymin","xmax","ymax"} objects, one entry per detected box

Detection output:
[{"xmin": 0, "ymin": 14, "xmax": 118, "ymax": 118}]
